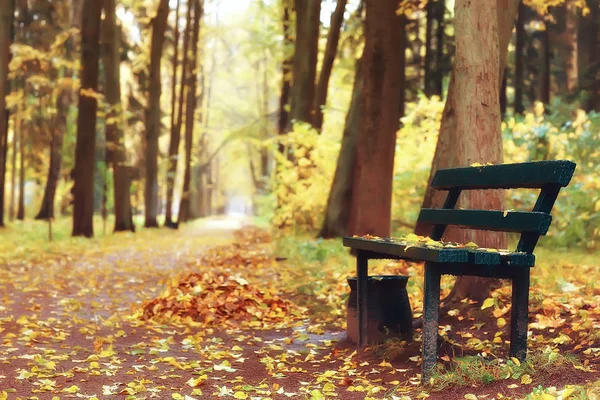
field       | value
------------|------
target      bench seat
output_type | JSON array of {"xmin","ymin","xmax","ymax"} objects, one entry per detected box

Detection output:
[{"xmin": 343, "ymin": 236, "xmax": 535, "ymax": 267}]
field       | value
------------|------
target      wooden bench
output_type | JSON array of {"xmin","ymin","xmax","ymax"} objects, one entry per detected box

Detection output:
[{"xmin": 343, "ymin": 160, "xmax": 576, "ymax": 381}]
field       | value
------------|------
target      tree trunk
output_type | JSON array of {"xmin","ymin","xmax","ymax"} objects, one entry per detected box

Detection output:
[
  {"xmin": 313, "ymin": 0, "xmax": 347, "ymax": 130},
  {"xmin": 565, "ymin": 0, "xmax": 579, "ymax": 95},
  {"xmin": 347, "ymin": 0, "xmax": 403, "ymax": 238},
  {"xmin": 540, "ymin": 23, "xmax": 551, "ymax": 104},
  {"xmin": 318, "ymin": 53, "xmax": 364, "ymax": 238},
  {"xmin": 36, "ymin": 90, "xmax": 69, "ymax": 220},
  {"xmin": 424, "ymin": 0, "xmax": 435, "ymax": 96},
  {"xmin": 586, "ymin": 0, "xmax": 600, "ymax": 111},
  {"xmin": 144, "ymin": 0, "xmax": 170, "ymax": 228},
  {"xmin": 434, "ymin": 0, "xmax": 445, "ymax": 96},
  {"xmin": 16, "ymin": 124, "xmax": 24, "ymax": 220},
  {"xmin": 399, "ymin": 16, "xmax": 407, "ymax": 119},
  {"xmin": 500, "ymin": 70, "xmax": 508, "ymax": 116},
  {"xmin": 103, "ymin": 0, "xmax": 134, "ymax": 232},
  {"xmin": 286, "ymin": 0, "xmax": 321, "ymax": 130},
  {"xmin": 9, "ymin": 97, "xmax": 20, "ymax": 221},
  {"xmin": 278, "ymin": 0, "xmax": 293, "ymax": 140},
  {"xmin": 72, "ymin": 0, "xmax": 103, "ymax": 237},
  {"xmin": 415, "ymin": 0, "xmax": 518, "ymax": 302},
  {"xmin": 178, "ymin": 0, "xmax": 202, "ymax": 224},
  {"xmin": 165, "ymin": 0, "xmax": 183, "ymax": 227},
  {"xmin": 0, "ymin": 0, "xmax": 14, "ymax": 227},
  {"xmin": 514, "ymin": 0, "xmax": 526, "ymax": 114}
]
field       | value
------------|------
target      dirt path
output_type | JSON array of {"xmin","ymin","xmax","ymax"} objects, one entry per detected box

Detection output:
[{"xmin": 0, "ymin": 219, "xmax": 598, "ymax": 399}]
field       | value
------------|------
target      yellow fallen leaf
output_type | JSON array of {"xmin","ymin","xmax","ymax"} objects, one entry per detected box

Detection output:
[
  {"xmin": 464, "ymin": 394, "xmax": 478, "ymax": 400},
  {"xmin": 172, "ymin": 394, "xmax": 184, "ymax": 400},
  {"xmin": 497, "ymin": 318, "xmax": 506, "ymax": 328},
  {"xmin": 63, "ymin": 385, "xmax": 79, "ymax": 393},
  {"xmin": 521, "ymin": 374, "xmax": 532, "ymax": 385},
  {"xmin": 511, "ymin": 357, "xmax": 521, "ymax": 366},
  {"xmin": 0, "ymin": 392, "xmax": 7, "ymax": 400},
  {"xmin": 481, "ymin": 298, "xmax": 494, "ymax": 310},
  {"xmin": 233, "ymin": 392, "xmax": 248, "ymax": 399}
]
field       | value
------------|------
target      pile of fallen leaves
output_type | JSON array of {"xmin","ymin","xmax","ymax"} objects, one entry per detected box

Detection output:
[
  {"xmin": 141, "ymin": 272, "xmax": 300, "ymax": 328},
  {"xmin": 141, "ymin": 226, "xmax": 305, "ymax": 328}
]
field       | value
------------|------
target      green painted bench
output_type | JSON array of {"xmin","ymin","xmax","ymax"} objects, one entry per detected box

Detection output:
[{"xmin": 343, "ymin": 160, "xmax": 576, "ymax": 382}]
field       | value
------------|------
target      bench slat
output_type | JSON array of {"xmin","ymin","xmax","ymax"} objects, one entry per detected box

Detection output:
[
  {"xmin": 431, "ymin": 160, "xmax": 576, "ymax": 190},
  {"xmin": 343, "ymin": 237, "xmax": 469, "ymax": 263},
  {"xmin": 418, "ymin": 209, "xmax": 552, "ymax": 234}
]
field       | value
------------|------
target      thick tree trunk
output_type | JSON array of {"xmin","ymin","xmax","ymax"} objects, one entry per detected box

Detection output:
[
  {"xmin": 103, "ymin": 0, "xmax": 134, "ymax": 232},
  {"xmin": 165, "ymin": 0, "xmax": 183, "ymax": 227},
  {"xmin": 514, "ymin": 1, "xmax": 526, "ymax": 114},
  {"xmin": 565, "ymin": 0, "xmax": 579, "ymax": 95},
  {"xmin": 318, "ymin": 54, "xmax": 364, "ymax": 238},
  {"xmin": 347, "ymin": 0, "xmax": 403, "ymax": 238},
  {"xmin": 415, "ymin": 0, "xmax": 518, "ymax": 302},
  {"xmin": 144, "ymin": 0, "xmax": 170, "ymax": 228},
  {"xmin": 72, "ymin": 0, "xmax": 103, "ymax": 237},
  {"xmin": 313, "ymin": 0, "xmax": 347, "ymax": 130},
  {"xmin": 36, "ymin": 90, "xmax": 69, "ymax": 220},
  {"xmin": 178, "ymin": 0, "xmax": 202, "ymax": 224},
  {"xmin": 0, "ymin": 0, "xmax": 14, "ymax": 227},
  {"xmin": 286, "ymin": 0, "xmax": 321, "ymax": 130},
  {"xmin": 425, "ymin": 0, "xmax": 446, "ymax": 97},
  {"xmin": 277, "ymin": 0, "xmax": 293, "ymax": 140}
]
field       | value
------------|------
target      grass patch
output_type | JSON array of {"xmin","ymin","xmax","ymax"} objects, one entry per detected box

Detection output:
[{"xmin": 431, "ymin": 347, "xmax": 582, "ymax": 389}]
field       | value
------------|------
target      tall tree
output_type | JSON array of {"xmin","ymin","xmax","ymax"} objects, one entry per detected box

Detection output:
[
  {"xmin": 144, "ymin": 0, "xmax": 170, "ymax": 228},
  {"xmin": 285, "ymin": 0, "xmax": 321, "ymax": 130},
  {"xmin": 0, "ymin": 0, "xmax": 15, "ymax": 227},
  {"xmin": 178, "ymin": 0, "xmax": 203, "ymax": 224},
  {"xmin": 318, "ymin": 53, "xmax": 364, "ymax": 238},
  {"xmin": 586, "ymin": 0, "xmax": 600, "ymax": 111},
  {"xmin": 277, "ymin": 0, "xmax": 294, "ymax": 140},
  {"xmin": 313, "ymin": 0, "xmax": 348, "ymax": 130},
  {"xmin": 424, "ymin": 0, "xmax": 446, "ymax": 97},
  {"xmin": 104, "ymin": 0, "xmax": 134, "ymax": 232},
  {"xmin": 514, "ymin": 1, "xmax": 526, "ymax": 114},
  {"xmin": 72, "ymin": 0, "xmax": 103, "ymax": 237},
  {"xmin": 540, "ymin": 21, "xmax": 551, "ymax": 104},
  {"xmin": 165, "ymin": 0, "xmax": 184, "ymax": 228},
  {"xmin": 347, "ymin": 0, "xmax": 403, "ymax": 238},
  {"xmin": 36, "ymin": 87, "xmax": 71, "ymax": 220},
  {"xmin": 16, "ymin": 124, "xmax": 24, "ymax": 220},
  {"xmin": 415, "ymin": 0, "xmax": 519, "ymax": 302},
  {"xmin": 564, "ymin": 0, "xmax": 579, "ymax": 95}
]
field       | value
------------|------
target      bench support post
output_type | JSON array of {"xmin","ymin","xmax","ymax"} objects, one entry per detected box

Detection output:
[
  {"xmin": 510, "ymin": 268, "xmax": 530, "ymax": 361},
  {"xmin": 356, "ymin": 251, "xmax": 369, "ymax": 349},
  {"xmin": 422, "ymin": 262, "xmax": 441, "ymax": 383}
]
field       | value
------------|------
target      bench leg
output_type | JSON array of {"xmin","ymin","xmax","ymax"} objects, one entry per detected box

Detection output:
[
  {"xmin": 356, "ymin": 251, "xmax": 368, "ymax": 350},
  {"xmin": 510, "ymin": 269, "xmax": 530, "ymax": 362},
  {"xmin": 422, "ymin": 263, "xmax": 441, "ymax": 383}
]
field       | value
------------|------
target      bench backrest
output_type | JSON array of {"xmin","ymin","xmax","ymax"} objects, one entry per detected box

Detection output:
[{"xmin": 417, "ymin": 160, "xmax": 576, "ymax": 254}]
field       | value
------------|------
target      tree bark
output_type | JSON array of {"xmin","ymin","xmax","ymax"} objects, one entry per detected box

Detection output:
[
  {"xmin": 347, "ymin": 0, "xmax": 403, "ymax": 238},
  {"xmin": 72, "ymin": 0, "xmax": 103, "ymax": 237},
  {"xmin": 103, "ymin": 0, "xmax": 134, "ymax": 232},
  {"xmin": 277, "ymin": 0, "xmax": 293, "ymax": 140},
  {"xmin": 415, "ymin": 0, "xmax": 518, "ymax": 302},
  {"xmin": 318, "ymin": 53, "xmax": 363, "ymax": 238},
  {"xmin": 178, "ymin": 0, "xmax": 202, "ymax": 224},
  {"xmin": 165, "ymin": 0, "xmax": 183, "ymax": 227},
  {"xmin": 286, "ymin": 0, "xmax": 321, "ymax": 130},
  {"xmin": 434, "ymin": 0, "xmax": 445, "ymax": 96},
  {"xmin": 0, "ymin": 0, "xmax": 14, "ymax": 227},
  {"xmin": 9, "ymin": 104, "xmax": 18, "ymax": 221},
  {"xmin": 514, "ymin": 0, "xmax": 526, "ymax": 114},
  {"xmin": 313, "ymin": 0, "xmax": 347, "ymax": 130},
  {"xmin": 144, "ymin": 0, "xmax": 170, "ymax": 228}
]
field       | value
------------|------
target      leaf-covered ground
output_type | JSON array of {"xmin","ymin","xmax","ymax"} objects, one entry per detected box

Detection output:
[{"xmin": 0, "ymin": 217, "xmax": 599, "ymax": 399}]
